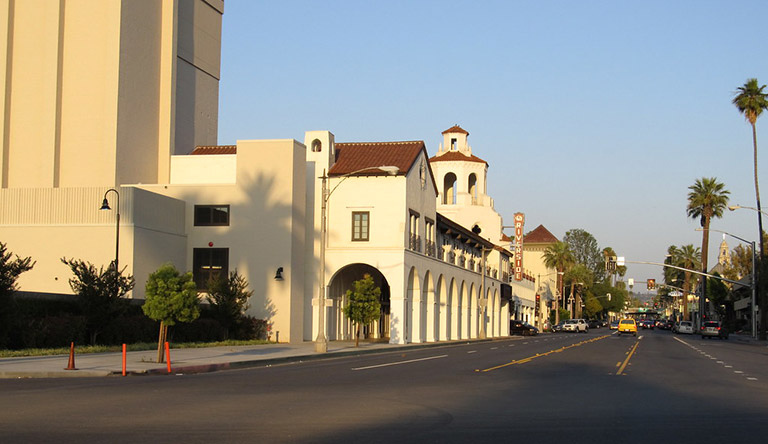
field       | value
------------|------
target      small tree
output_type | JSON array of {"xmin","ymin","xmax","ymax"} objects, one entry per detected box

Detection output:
[
  {"xmin": 342, "ymin": 274, "xmax": 381, "ymax": 347},
  {"xmin": 143, "ymin": 263, "xmax": 200, "ymax": 362},
  {"xmin": 206, "ymin": 270, "xmax": 253, "ymax": 339},
  {"xmin": 61, "ymin": 258, "xmax": 134, "ymax": 344},
  {"xmin": 0, "ymin": 242, "xmax": 35, "ymax": 298},
  {"xmin": 582, "ymin": 295, "xmax": 604, "ymax": 319},
  {"xmin": 1, "ymin": 242, "xmax": 35, "ymax": 348}
]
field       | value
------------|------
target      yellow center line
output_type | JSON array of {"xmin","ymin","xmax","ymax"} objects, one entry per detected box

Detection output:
[
  {"xmin": 477, "ymin": 335, "xmax": 610, "ymax": 372},
  {"xmin": 616, "ymin": 340, "xmax": 640, "ymax": 375}
]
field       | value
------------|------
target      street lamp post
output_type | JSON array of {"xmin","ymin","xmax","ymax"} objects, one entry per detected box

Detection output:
[
  {"xmin": 99, "ymin": 188, "xmax": 120, "ymax": 272},
  {"xmin": 315, "ymin": 165, "xmax": 399, "ymax": 353},
  {"xmin": 697, "ymin": 227, "xmax": 758, "ymax": 339},
  {"xmin": 556, "ymin": 271, "xmax": 564, "ymax": 325},
  {"xmin": 729, "ymin": 205, "xmax": 766, "ymax": 340}
]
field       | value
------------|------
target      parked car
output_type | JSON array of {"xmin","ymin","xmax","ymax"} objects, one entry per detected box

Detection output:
[
  {"xmin": 676, "ymin": 321, "xmax": 694, "ymax": 334},
  {"xmin": 609, "ymin": 320, "xmax": 619, "ymax": 330},
  {"xmin": 700, "ymin": 320, "xmax": 728, "ymax": 339},
  {"xmin": 510, "ymin": 320, "xmax": 539, "ymax": 336},
  {"xmin": 587, "ymin": 319, "xmax": 602, "ymax": 329},
  {"xmin": 551, "ymin": 322, "xmax": 565, "ymax": 332},
  {"xmin": 563, "ymin": 319, "xmax": 588, "ymax": 333},
  {"xmin": 618, "ymin": 318, "xmax": 637, "ymax": 336}
]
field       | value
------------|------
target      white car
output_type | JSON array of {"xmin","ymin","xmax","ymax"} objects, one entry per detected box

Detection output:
[
  {"xmin": 562, "ymin": 319, "xmax": 588, "ymax": 333},
  {"xmin": 676, "ymin": 321, "xmax": 694, "ymax": 334}
]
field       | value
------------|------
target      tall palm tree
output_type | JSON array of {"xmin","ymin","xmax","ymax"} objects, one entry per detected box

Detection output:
[
  {"xmin": 564, "ymin": 263, "xmax": 593, "ymax": 318},
  {"xmin": 733, "ymin": 78, "xmax": 768, "ymax": 339},
  {"xmin": 687, "ymin": 177, "xmax": 730, "ymax": 322},
  {"xmin": 543, "ymin": 241, "xmax": 575, "ymax": 325}
]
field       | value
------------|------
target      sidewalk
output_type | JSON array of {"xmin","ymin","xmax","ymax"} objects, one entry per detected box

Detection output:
[{"xmin": 0, "ymin": 339, "xmax": 487, "ymax": 379}]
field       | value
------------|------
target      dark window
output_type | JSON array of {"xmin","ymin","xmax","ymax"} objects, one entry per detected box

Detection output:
[
  {"xmin": 352, "ymin": 211, "xmax": 369, "ymax": 241},
  {"xmin": 194, "ymin": 205, "xmax": 230, "ymax": 226},
  {"xmin": 193, "ymin": 248, "xmax": 229, "ymax": 289}
]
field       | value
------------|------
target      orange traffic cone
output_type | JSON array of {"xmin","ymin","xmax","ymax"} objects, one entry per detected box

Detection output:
[{"xmin": 64, "ymin": 342, "xmax": 77, "ymax": 370}]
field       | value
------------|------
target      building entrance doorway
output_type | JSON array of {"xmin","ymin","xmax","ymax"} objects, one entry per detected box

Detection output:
[{"xmin": 328, "ymin": 263, "xmax": 390, "ymax": 341}]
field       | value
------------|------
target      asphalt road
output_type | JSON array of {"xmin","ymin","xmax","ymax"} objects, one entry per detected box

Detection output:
[{"xmin": 3, "ymin": 329, "xmax": 768, "ymax": 443}]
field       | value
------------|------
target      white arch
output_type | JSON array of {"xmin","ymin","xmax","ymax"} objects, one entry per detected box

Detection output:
[
  {"xmin": 407, "ymin": 267, "xmax": 421, "ymax": 343},
  {"xmin": 437, "ymin": 275, "xmax": 448, "ymax": 341},
  {"xmin": 443, "ymin": 173, "xmax": 457, "ymax": 205},
  {"xmin": 450, "ymin": 278, "xmax": 459, "ymax": 340},
  {"xmin": 469, "ymin": 283, "xmax": 478, "ymax": 338},
  {"xmin": 424, "ymin": 271, "xmax": 436, "ymax": 342}
]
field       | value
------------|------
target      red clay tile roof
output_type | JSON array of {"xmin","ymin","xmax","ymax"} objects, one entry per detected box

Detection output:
[
  {"xmin": 429, "ymin": 150, "xmax": 487, "ymax": 165},
  {"xmin": 523, "ymin": 225, "xmax": 559, "ymax": 244},
  {"xmin": 330, "ymin": 141, "xmax": 424, "ymax": 177},
  {"xmin": 191, "ymin": 145, "xmax": 237, "ymax": 155},
  {"xmin": 442, "ymin": 125, "xmax": 469, "ymax": 135}
]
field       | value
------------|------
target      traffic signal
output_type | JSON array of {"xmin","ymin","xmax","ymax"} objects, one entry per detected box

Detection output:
[
  {"xmin": 647, "ymin": 279, "xmax": 655, "ymax": 290},
  {"xmin": 606, "ymin": 256, "xmax": 617, "ymax": 273}
]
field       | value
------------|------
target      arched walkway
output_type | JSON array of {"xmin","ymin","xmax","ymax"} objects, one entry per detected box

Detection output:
[{"xmin": 327, "ymin": 263, "xmax": 390, "ymax": 341}]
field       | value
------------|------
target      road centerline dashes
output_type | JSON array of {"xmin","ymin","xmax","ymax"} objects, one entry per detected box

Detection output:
[{"xmin": 477, "ymin": 335, "xmax": 611, "ymax": 372}]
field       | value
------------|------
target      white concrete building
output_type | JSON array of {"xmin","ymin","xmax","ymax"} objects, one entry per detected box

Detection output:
[
  {"xmin": 1, "ymin": 127, "xmax": 532, "ymax": 344},
  {"xmin": 0, "ymin": 2, "xmax": 546, "ymax": 345}
]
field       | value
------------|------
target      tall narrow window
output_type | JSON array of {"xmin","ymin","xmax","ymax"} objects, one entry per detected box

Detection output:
[
  {"xmin": 425, "ymin": 218, "xmax": 435, "ymax": 257},
  {"xmin": 450, "ymin": 138, "xmax": 457, "ymax": 150},
  {"xmin": 443, "ymin": 173, "xmax": 457, "ymax": 205},
  {"xmin": 409, "ymin": 210, "xmax": 420, "ymax": 252},
  {"xmin": 468, "ymin": 174, "xmax": 478, "ymax": 205},
  {"xmin": 311, "ymin": 139, "xmax": 322, "ymax": 152},
  {"xmin": 193, "ymin": 248, "xmax": 229, "ymax": 289},
  {"xmin": 352, "ymin": 212, "xmax": 370, "ymax": 241},
  {"xmin": 194, "ymin": 205, "xmax": 230, "ymax": 226}
]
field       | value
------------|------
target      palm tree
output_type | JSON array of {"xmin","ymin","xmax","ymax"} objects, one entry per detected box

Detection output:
[
  {"xmin": 543, "ymin": 241, "xmax": 575, "ymax": 325},
  {"xmin": 677, "ymin": 244, "xmax": 701, "ymax": 321},
  {"xmin": 564, "ymin": 263, "xmax": 593, "ymax": 318},
  {"xmin": 733, "ymin": 78, "xmax": 768, "ymax": 339},
  {"xmin": 687, "ymin": 177, "xmax": 730, "ymax": 322}
]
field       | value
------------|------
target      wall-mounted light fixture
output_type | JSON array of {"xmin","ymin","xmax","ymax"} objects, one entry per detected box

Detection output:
[{"xmin": 274, "ymin": 267, "xmax": 284, "ymax": 281}]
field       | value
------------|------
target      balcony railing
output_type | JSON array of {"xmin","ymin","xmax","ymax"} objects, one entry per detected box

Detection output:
[
  {"xmin": 409, "ymin": 234, "xmax": 421, "ymax": 252},
  {"xmin": 425, "ymin": 240, "xmax": 436, "ymax": 257}
]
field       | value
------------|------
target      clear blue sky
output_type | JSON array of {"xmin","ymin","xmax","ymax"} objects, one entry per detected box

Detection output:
[{"xmin": 217, "ymin": 0, "xmax": 768, "ymax": 289}]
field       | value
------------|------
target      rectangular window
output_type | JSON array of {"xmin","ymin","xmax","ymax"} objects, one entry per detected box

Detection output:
[
  {"xmin": 194, "ymin": 205, "xmax": 230, "ymax": 226},
  {"xmin": 352, "ymin": 211, "xmax": 369, "ymax": 241},
  {"xmin": 193, "ymin": 248, "xmax": 229, "ymax": 289}
]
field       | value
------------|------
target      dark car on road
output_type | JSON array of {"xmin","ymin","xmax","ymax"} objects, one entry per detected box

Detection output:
[{"xmin": 510, "ymin": 320, "xmax": 539, "ymax": 336}]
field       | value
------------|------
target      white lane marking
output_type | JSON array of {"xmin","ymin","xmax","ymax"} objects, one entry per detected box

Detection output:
[
  {"xmin": 734, "ymin": 371, "xmax": 744, "ymax": 374},
  {"xmin": 748, "ymin": 377, "xmax": 758, "ymax": 381},
  {"xmin": 467, "ymin": 350, "xmax": 477, "ymax": 354},
  {"xmin": 491, "ymin": 347, "xmax": 498, "ymax": 350},
  {"xmin": 352, "ymin": 354, "xmax": 448, "ymax": 371},
  {"xmin": 725, "ymin": 365, "xmax": 733, "ymax": 368},
  {"xmin": 508, "ymin": 345, "xmax": 515, "ymax": 347}
]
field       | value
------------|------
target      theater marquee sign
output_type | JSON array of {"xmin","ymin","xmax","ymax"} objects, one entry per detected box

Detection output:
[{"xmin": 514, "ymin": 212, "xmax": 524, "ymax": 281}]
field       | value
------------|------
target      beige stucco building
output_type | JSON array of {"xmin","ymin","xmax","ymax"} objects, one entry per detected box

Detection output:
[
  {"xmin": 0, "ymin": 0, "xmax": 223, "ymax": 188},
  {"xmin": 0, "ymin": 2, "xmax": 556, "ymax": 344}
]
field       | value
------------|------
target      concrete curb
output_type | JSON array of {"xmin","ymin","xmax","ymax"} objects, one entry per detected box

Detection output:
[{"xmin": 2, "ymin": 338, "xmax": 500, "ymax": 378}]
